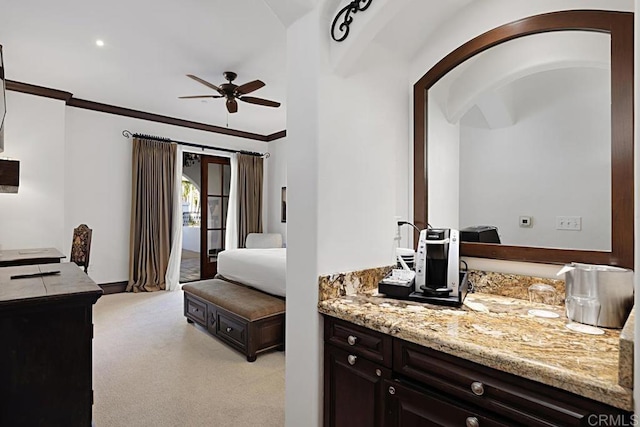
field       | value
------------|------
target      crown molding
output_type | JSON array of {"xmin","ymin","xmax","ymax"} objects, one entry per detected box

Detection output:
[{"xmin": 6, "ymin": 79, "xmax": 287, "ymax": 142}]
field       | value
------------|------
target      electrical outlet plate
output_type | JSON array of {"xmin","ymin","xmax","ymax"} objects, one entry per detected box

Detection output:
[{"xmin": 556, "ymin": 216, "xmax": 582, "ymax": 231}]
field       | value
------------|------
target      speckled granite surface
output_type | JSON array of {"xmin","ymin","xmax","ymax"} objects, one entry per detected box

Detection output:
[
  {"xmin": 619, "ymin": 308, "xmax": 634, "ymax": 389},
  {"xmin": 318, "ymin": 265, "xmax": 394, "ymax": 301},
  {"xmin": 317, "ymin": 267, "xmax": 632, "ymax": 411},
  {"xmin": 468, "ymin": 270, "xmax": 565, "ymax": 305}
]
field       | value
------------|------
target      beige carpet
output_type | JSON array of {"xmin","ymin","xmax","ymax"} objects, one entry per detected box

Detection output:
[{"xmin": 92, "ymin": 289, "xmax": 285, "ymax": 427}]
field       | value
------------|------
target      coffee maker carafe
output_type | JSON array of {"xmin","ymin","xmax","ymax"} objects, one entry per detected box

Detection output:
[{"xmin": 412, "ymin": 228, "xmax": 469, "ymax": 306}]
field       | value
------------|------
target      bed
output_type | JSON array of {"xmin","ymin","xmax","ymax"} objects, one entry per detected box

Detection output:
[{"xmin": 217, "ymin": 247, "xmax": 286, "ymax": 297}]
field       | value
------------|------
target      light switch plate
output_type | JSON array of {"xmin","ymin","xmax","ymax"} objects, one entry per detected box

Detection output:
[{"xmin": 556, "ymin": 216, "xmax": 581, "ymax": 231}]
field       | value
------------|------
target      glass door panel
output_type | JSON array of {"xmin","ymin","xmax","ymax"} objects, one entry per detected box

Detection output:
[
  {"xmin": 207, "ymin": 230, "xmax": 223, "ymax": 262},
  {"xmin": 208, "ymin": 196, "xmax": 222, "ymax": 228},
  {"xmin": 201, "ymin": 156, "xmax": 231, "ymax": 279},
  {"xmin": 208, "ymin": 163, "xmax": 222, "ymax": 194},
  {"xmin": 223, "ymin": 164, "xmax": 231, "ymax": 196}
]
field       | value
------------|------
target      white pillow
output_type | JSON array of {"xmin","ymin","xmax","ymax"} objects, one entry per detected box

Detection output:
[{"xmin": 245, "ymin": 233, "xmax": 283, "ymax": 249}]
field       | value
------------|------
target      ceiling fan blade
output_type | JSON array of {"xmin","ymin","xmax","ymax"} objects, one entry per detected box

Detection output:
[
  {"xmin": 186, "ymin": 74, "xmax": 223, "ymax": 93},
  {"xmin": 226, "ymin": 98, "xmax": 238, "ymax": 114},
  {"xmin": 178, "ymin": 95, "xmax": 224, "ymax": 99},
  {"xmin": 235, "ymin": 80, "xmax": 265, "ymax": 95},
  {"xmin": 238, "ymin": 96, "xmax": 281, "ymax": 108}
]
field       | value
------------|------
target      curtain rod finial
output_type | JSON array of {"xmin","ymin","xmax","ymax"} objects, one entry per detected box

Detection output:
[{"xmin": 122, "ymin": 130, "xmax": 133, "ymax": 138}]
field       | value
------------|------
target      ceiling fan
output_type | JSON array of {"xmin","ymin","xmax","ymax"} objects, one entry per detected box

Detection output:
[{"xmin": 180, "ymin": 71, "xmax": 281, "ymax": 114}]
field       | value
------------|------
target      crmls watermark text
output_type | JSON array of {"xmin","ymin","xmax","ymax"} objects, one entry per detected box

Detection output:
[{"xmin": 587, "ymin": 414, "xmax": 638, "ymax": 426}]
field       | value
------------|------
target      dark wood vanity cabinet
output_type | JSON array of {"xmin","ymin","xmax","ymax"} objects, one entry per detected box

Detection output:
[
  {"xmin": 324, "ymin": 317, "xmax": 392, "ymax": 427},
  {"xmin": 323, "ymin": 316, "xmax": 632, "ymax": 427}
]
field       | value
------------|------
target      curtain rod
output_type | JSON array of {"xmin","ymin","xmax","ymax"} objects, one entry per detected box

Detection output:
[{"xmin": 121, "ymin": 130, "xmax": 270, "ymax": 158}]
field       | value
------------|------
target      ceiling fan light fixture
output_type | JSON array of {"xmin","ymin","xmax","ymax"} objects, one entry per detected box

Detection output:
[{"xmin": 180, "ymin": 71, "xmax": 280, "ymax": 114}]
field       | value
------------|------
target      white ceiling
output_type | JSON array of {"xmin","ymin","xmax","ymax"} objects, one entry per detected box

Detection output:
[{"xmin": 0, "ymin": 0, "xmax": 288, "ymax": 135}]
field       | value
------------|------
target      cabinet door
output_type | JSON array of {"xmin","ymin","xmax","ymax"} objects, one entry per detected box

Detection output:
[
  {"xmin": 324, "ymin": 344, "xmax": 390, "ymax": 427},
  {"xmin": 384, "ymin": 380, "xmax": 511, "ymax": 427}
]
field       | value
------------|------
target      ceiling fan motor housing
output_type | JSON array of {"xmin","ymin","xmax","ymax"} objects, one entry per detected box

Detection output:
[{"xmin": 223, "ymin": 71, "xmax": 237, "ymax": 82}]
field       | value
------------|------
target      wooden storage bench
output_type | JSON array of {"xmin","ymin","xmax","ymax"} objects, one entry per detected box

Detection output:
[{"xmin": 182, "ymin": 279, "xmax": 285, "ymax": 362}]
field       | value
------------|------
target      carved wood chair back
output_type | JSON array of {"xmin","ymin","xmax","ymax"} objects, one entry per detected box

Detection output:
[{"xmin": 71, "ymin": 224, "xmax": 92, "ymax": 273}]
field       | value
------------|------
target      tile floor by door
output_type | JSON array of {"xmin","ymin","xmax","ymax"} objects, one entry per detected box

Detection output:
[{"xmin": 180, "ymin": 249, "xmax": 200, "ymax": 283}]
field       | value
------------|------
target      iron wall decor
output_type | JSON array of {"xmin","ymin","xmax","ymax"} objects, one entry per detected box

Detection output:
[{"xmin": 331, "ymin": 0, "xmax": 373, "ymax": 42}]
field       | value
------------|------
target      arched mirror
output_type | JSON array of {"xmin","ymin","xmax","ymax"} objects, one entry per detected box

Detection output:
[{"xmin": 413, "ymin": 10, "xmax": 634, "ymax": 268}]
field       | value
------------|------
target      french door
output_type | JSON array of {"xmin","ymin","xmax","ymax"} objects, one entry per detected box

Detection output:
[{"xmin": 200, "ymin": 156, "xmax": 231, "ymax": 279}]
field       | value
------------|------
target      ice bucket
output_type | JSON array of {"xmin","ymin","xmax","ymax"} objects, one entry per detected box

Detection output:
[{"xmin": 558, "ymin": 262, "xmax": 633, "ymax": 328}]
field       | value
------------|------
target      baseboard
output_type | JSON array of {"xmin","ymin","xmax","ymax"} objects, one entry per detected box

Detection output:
[{"xmin": 99, "ymin": 281, "xmax": 128, "ymax": 294}]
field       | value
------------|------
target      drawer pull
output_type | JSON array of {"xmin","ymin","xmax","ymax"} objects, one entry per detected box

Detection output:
[
  {"xmin": 347, "ymin": 335, "xmax": 358, "ymax": 346},
  {"xmin": 375, "ymin": 369, "xmax": 381, "ymax": 377},
  {"xmin": 388, "ymin": 386, "xmax": 396, "ymax": 395},
  {"xmin": 347, "ymin": 355, "xmax": 357, "ymax": 365},
  {"xmin": 226, "ymin": 327, "xmax": 233, "ymax": 333},
  {"xmin": 471, "ymin": 382, "xmax": 485, "ymax": 396},
  {"xmin": 466, "ymin": 416, "xmax": 479, "ymax": 427}
]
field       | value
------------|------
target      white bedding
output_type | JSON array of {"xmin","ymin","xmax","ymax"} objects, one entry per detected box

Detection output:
[{"xmin": 217, "ymin": 248, "xmax": 286, "ymax": 297}]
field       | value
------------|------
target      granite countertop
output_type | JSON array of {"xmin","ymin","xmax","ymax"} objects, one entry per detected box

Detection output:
[{"xmin": 318, "ymin": 274, "xmax": 633, "ymax": 411}]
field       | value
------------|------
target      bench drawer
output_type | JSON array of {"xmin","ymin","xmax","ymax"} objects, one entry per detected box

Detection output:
[
  {"xmin": 324, "ymin": 316, "xmax": 392, "ymax": 368},
  {"xmin": 184, "ymin": 294, "xmax": 207, "ymax": 324},
  {"xmin": 217, "ymin": 312, "xmax": 248, "ymax": 349}
]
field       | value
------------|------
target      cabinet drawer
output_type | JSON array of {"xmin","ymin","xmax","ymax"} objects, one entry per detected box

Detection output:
[
  {"xmin": 324, "ymin": 316, "xmax": 392, "ymax": 368},
  {"xmin": 394, "ymin": 339, "xmax": 628, "ymax": 427},
  {"xmin": 385, "ymin": 379, "xmax": 511, "ymax": 427},
  {"xmin": 184, "ymin": 295, "xmax": 207, "ymax": 324},
  {"xmin": 217, "ymin": 312, "xmax": 247, "ymax": 349}
]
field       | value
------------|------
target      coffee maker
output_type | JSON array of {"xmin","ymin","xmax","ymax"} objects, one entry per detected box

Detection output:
[{"xmin": 410, "ymin": 228, "xmax": 469, "ymax": 307}]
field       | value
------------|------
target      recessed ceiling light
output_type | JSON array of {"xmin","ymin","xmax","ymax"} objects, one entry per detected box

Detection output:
[{"xmin": 95, "ymin": 40, "xmax": 105, "ymax": 47}]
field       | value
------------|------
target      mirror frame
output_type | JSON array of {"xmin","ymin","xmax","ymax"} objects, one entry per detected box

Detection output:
[{"xmin": 413, "ymin": 10, "xmax": 634, "ymax": 268}]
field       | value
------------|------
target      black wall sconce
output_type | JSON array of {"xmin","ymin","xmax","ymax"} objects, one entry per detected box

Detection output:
[{"xmin": 331, "ymin": 0, "xmax": 373, "ymax": 42}]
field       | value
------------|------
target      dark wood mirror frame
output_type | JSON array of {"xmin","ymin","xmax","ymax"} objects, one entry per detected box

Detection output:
[{"xmin": 413, "ymin": 10, "xmax": 634, "ymax": 268}]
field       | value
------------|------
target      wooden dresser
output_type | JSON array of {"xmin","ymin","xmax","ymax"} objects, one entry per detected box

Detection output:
[{"xmin": 0, "ymin": 262, "xmax": 103, "ymax": 426}]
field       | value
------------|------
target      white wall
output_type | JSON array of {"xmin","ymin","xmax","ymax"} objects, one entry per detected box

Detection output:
[
  {"xmin": 182, "ymin": 226, "xmax": 200, "ymax": 252},
  {"xmin": 459, "ymin": 68, "xmax": 611, "ymax": 250},
  {"xmin": 0, "ymin": 92, "xmax": 66, "ymax": 252},
  {"xmin": 428, "ymin": 84, "xmax": 460, "ymax": 229},
  {"xmin": 285, "ymin": 5, "xmax": 411, "ymax": 427},
  {"xmin": 64, "ymin": 107, "xmax": 268, "ymax": 284},
  {"xmin": 266, "ymin": 137, "xmax": 287, "ymax": 244},
  {"xmin": 0, "ymin": 94, "xmax": 269, "ymax": 284}
]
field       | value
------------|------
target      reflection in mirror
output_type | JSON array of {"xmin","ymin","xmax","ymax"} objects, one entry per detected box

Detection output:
[
  {"xmin": 427, "ymin": 31, "xmax": 611, "ymax": 251},
  {"xmin": 414, "ymin": 10, "xmax": 633, "ymax": 268}
]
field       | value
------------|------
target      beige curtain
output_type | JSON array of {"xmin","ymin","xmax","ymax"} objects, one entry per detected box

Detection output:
[
  {"xmin": 237, "ymin": 154, "xmax": 263, "ymax": 248},
  {"xmin": 127, "ymin": 138, "xmax": 177, "ymax": 292}
]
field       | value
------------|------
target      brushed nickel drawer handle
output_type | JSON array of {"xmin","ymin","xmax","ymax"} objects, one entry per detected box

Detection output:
[
  {"xmin": 466, "ymin": 416, "xmax": 479, "ymax": 427},
  {"xmin": 471, "ymin": 382, "xmax": 485, "ymax": 396},
  {"xmin": 375, "ymin": 369, "xmax": 381, "ymax": 377},
  {"xmin": 226, "ymin": 327, "xmax": 233, "ymax": 333},
  {"xmin": 347, "ymin": 335, "xmax": 358, "ymax": 346},
  {"xmin": 388, "ymin": 386, "xmax": 395, "ymax": 395},
  {"xmin": 347, "ymin": 355, "xmax": 357, "ymax": 365}
]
